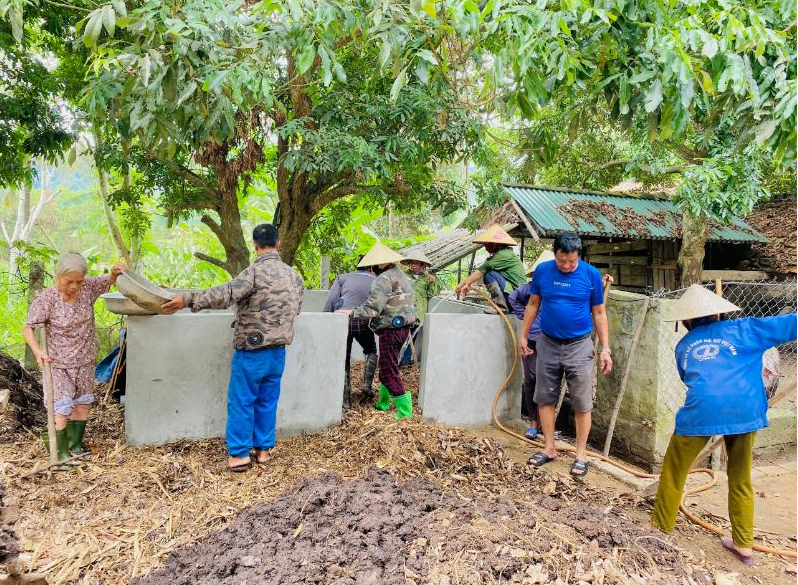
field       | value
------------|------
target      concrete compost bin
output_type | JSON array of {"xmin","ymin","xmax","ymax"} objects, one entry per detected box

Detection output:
[
  {"xmin": 592, "ymin": 290, "xmax": 797, "ymax": 470},
  {"xmin": 419, "ymin": 298, "xmax": 522, "ymax": 427},
  {"xmin": 124, "ymin": 308, "xmax": 347, "ymax": 446}
]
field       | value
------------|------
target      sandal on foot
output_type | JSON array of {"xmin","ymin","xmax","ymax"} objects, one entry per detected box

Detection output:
[
  {"xmin": 721, "ymin": 537, "xmax": 754, "ymax": 565},
  {"xmin": 524, "ymin": 427, "xmax": 539, "ymax": 440},
  {"xmin": 570, "ymin": 460, "xmax": 589, "ymax": 478},
  {"xmin": 528, "ymin": 452, "xmax": 555, "ymax": 468},
  {"xmin": 255, "ymin": 450, "xmax": 271, "ymax": 465}
]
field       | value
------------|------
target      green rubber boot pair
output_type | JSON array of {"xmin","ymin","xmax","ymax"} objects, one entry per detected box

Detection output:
[{"xmin": 392, "ymin": 391, "xmax": 413, "ymax": 420}]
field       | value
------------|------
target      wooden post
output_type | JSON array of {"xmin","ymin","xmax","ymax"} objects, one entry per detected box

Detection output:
[
  {"xmin": 520, "ymin": 236, "xmax": 526, "ymax": 263},
  {"xmin": 39, "ymin": 329, "xmax": 58, "ymax": 465},
  {"xmin": 320, "ymin": 256, "xmax": 331, "ymax": 289},
  {"xmin": 457, "ymin": 258, "xmax": 462, "ymax": 283},
  {"xmin": 603, "ymin": 297, "xmax": 650, "ymax": 455}
]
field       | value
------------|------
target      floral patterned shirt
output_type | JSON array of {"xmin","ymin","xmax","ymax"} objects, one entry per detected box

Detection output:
[{"xmin": 25, "ymin": 275, "xmax": 111, "ymax": 369}]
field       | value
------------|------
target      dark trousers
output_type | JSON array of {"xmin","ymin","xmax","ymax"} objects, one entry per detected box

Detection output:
[
  {"xmin": 521, "ymin": 339, "xmax": 539, "ymax": 424},
  {"xmin": 345, "ymin": 318, "xmax": 377, "ymax": 371},
  {"xmin": 378, "ymin": 327, "xmax": 410, "ymax": 396}
]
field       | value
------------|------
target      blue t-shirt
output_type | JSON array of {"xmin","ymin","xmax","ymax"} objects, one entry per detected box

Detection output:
[
  {"xmin": 674, "ymin": 314, "xmax": 797, "ymax": 436},
  {"xmin": 529, "ymin": 260, "xmax": 604, "ymax": 339}
]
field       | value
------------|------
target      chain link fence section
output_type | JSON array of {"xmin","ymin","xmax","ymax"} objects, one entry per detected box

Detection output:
[{"xmin": 650, "ymin": 278, "xmax": 797, "ymax": 401}]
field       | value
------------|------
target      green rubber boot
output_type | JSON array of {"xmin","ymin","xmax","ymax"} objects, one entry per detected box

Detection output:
[
  {"xmin": 393, "ymin": 391, "xmax": 413, "ymax": 420},
  {"xmin": 67, "ymin": 420, "xmax": 90, "ymax": 456},
  {"xmin": 375, "ymin": 384, "xmax": 391, "ymax": 411}
]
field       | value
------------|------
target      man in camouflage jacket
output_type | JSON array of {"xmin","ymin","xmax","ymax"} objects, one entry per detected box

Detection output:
[{"xmin": 162, "ymin": 224, "xmax": 304, "ymax": 471}]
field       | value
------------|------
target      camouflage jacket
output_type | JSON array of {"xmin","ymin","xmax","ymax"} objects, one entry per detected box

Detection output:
[
  {"xmin": 352, "ymin": 265, "xmax": 416, "ymax": 332},
  {"xmin": 181, "ymin": 251, "xmax": 305, "ymax": 350}
]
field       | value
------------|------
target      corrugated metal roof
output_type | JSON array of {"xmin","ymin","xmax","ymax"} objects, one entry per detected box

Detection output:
[{"xmin": 505, "ymin": 185, "xmax": 768, "ymax": 244}]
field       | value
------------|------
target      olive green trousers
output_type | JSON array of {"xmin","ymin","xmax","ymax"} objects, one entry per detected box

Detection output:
[{"xmin": 651, "ymin": 432, "xmax": 756, "ymax": 548}]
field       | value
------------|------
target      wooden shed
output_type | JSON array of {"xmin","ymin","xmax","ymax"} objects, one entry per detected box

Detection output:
[{"xmin": 503, "ymin": 185, "xmax": 770, "ymax": 293}]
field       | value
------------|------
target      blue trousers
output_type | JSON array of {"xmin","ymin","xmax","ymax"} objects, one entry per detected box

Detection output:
[{"xmin": 226, "ymin": 346, "xmax": 286, "ymax": 458}]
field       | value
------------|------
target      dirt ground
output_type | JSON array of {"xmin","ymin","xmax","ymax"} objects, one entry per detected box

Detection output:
[
  {"xmin": 473, "ymin": 425, "xmax": 798, "ymax": 585},
  {"xmin": 0, "ymin": 364, "xmax": 795, "ymax": 584}
]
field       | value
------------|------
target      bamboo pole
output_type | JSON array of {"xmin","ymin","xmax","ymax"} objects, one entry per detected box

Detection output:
[{"xmin": 602, "ymin": 297, "xmax": 650, "ymax": 455}]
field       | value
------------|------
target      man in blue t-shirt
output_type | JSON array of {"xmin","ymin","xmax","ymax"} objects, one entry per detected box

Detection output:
[{"xmin": 517, "ymin": 232, "xmax": 613, "ymax": 478}]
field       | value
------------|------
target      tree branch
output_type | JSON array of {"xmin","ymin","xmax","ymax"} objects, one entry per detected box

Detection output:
[
  {"xmin": 199, "ymin": 213, "xmax": 232, "ymax": 250},
  {"xmin": 580, "ymin": 158, "xmax": 690, "ymax": 188},
  {"xmin": 193, "ymin": 252, "xmax": 229, "ymax": 272},
  {"xmin": 161, "ymin": 159, "xmax": 221, "ymax": 202}
]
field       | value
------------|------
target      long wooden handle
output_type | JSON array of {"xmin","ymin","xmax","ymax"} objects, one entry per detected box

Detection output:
[{"xmin": 40, "ymin": 330, "xmax": 58, "ymax": 465}]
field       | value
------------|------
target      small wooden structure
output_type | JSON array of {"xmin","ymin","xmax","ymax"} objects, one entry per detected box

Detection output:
[{"xmin": 504, "ymin": 184, "xmax": 769, "ymax": 293}]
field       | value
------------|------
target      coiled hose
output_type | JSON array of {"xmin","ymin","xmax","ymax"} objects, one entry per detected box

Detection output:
[{"xmin": 476, "ymin": 288, "xmax": 797, "ymax": 558}]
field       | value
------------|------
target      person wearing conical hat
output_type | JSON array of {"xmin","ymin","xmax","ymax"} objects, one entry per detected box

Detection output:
[
  {"xmin": 455, "ymin": 225, "xmax": 527, "ymax": 312},
  {"xmin": 650, "ymin": 284, "xmax": 796, "ymax": 565},
  {"xmin": 337, "ymin": 242, "xmax": 417, "ymax": 420},
  {"xmin": 398, "ymin": 249, "xmax": 441, "ymax": 367},
  {"xmin": 402, "ymin": 249, "xmax": 440, "ymax": 327},
  {"xmin": 323, "ymin": 257, "xmax": 377, "ymax": 408}
]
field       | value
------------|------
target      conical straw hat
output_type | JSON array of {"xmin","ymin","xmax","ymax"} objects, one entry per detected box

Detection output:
[
  {"xmin": 661, "ymin": 284, "xmax": 741, "ymax": 322},
  {"xmin": 357, "ymin": 241, "xmax": 405, "ymax": 268},
  {"xmin": 472, "ymin": 224, "xmax": 518, "ymax": 246},
  {"xmin": 527, "ymin": 250, "xmax": 555, "ymax": 276},
  {"xmin": 402, "ymin": 249, "xmax": 432, "ymax": 266}
]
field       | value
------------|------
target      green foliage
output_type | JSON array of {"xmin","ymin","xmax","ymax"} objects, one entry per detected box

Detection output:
[{"xmin": 0, "ymin": 1, "xmax": 76, "ymax": 187}]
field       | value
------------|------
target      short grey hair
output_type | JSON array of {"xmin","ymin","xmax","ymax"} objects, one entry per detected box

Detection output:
[{"xmin": 55, "ymin": 252, "xmax": 88, "ymax": 278}]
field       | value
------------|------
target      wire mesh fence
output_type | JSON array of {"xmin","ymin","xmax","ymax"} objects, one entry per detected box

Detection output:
[{"xmin": 650, "ymin": 278, "xmax": 797, "ymax": 401}]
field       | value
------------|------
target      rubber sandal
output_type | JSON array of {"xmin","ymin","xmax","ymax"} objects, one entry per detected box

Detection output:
[
  {"xmin": 721, "ymin": 537, "xmax": 754, "ymax": 565},
  {"xmin": 524, "ymin": 427, "xmax": 539, "ymax": 440},
  {"xmin": 570, "ymin": 460, "xmax": 589, "ymax": 478},
  {"xmin": 528, "ymin": 452, "xmax": 555, "ymax": 468},
  {"xmin": 228, "ymin": 462, "xmax": 251, "ymax": 473}
]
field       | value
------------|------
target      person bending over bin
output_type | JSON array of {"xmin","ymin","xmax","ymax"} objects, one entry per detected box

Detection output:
[
  {"xmin": 455, "ymin": 225, "xmax": 526, "ymax": 312},
  {"xmin": 507, "ymin": 250, "xmax": 553, "ymax": 440},
  {"xmin": 518, "ymin": 232, "xmax": 612, "ymax": 478},
  {"xmin": 162, "ymin": 224, "xmax": 304, "ymax": 472},
  {"xmin": 23, "ymin": 253, "xmax": 126, "ymax": 465},
  {"xmin": 337, "ymin": 242, "xmax": 416, "ymax": 419},
  {"xmin": 400, "ymin": 249, "xmax": 440, "ymax": 365},
  {"xmin": 650, "ymin": 285, "xmax": 797, "ymax": 565},
  {"xmin": 323, "ymin": 260, "xmax": 377, "ymax": 408}
]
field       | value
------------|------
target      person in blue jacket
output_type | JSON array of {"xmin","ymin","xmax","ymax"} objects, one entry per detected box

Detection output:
[{"xmin": 651, "ymin": 284, "xmax": 797, "ymax": 566}]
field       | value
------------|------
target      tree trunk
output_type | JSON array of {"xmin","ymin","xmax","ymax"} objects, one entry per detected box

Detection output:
[
  {"xmin": 24, "ymin": 261, "xmax": 45, "ymax": 371},
  {"xmin": 218, "ymin": 194, "xmax": 251, "ymax": 276},
  {"xmin": 275, "ymin": 196, "xmax": 315, "ymax": 266},
  {"xmin": 678, "ymin": 210, "xmax": 709, "ymax": 286},
  {"xmin": 94, "ymin": 128, "xmax": 133, "ymax": 268}
]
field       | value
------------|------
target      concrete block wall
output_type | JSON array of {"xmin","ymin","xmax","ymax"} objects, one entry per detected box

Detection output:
[
  {"xmin": 125, "ymin": 311, "xmax": 347, "ymax": 446},
  {"xmin": 419, "ymin": 311, "xmax": 522, "ymax": 427},
  {"xmin": 592, "ymin": 291, "xmax": 686, "ymax": 469}
]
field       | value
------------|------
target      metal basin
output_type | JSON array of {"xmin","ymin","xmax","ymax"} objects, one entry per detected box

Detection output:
[
  {"xmin": 101, "ymin": 292, "xmax": 156, "ymax": 316},
  {"xmin": 116, "ymin": 271, "xmax": 173, "ymax": 314}
]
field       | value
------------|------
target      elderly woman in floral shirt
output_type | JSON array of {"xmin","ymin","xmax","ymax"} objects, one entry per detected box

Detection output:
[{"xmin": 22, "ymin": 252, "xmax": 125, "ymax": 463}]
